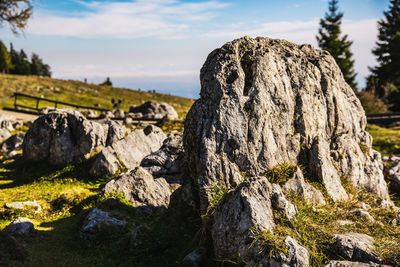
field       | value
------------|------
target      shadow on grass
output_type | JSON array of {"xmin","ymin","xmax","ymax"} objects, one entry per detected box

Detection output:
[{"xmin": 0, "ymin": 155, "xmax": 114, "ymax": 190}]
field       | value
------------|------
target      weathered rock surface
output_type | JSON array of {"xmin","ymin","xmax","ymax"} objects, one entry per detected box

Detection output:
[
  {"xmin": 80, "ymin": 208, "xmax": 126, "ymax": 240},
  {"xmin": 5, "ymin": 200, "xmax": 41, "ymax": 212},
  {"xmin": 282, "ymin": 167, "xmax": 326, "ymax": 206},
  {"xmin": 104, "ymin": 167, "xmax": 171, "ymax": 214},
  {"xmin": 3, "ymin": 217, "xmax": 35, "ymax": 235},
  {"xmin": 0, "ymin": 133, "xmax": 25, "ymax": 156},
  {"xmin": 0, "ymin": 114, "xmax": 16, "ymax": 131},
  {"xmin": 352, "ymin": 210, "xmax": 375, "ymax": 223},
  {"xmin": 182, "ymin": 247, "xmax": 207, "ymax": 267},
  {"xmin": 183, "ymin": 36, "xmax": 391, "ymax": 212},
  {"xmin": 141, "ymin": 133, "xmax": 184, "ymax": 178},
  {"xmin": 23, "ymin": 109, "xmax": 108, "ymax": 166},
  {"xmin": 129, "ymin": 101, "xmax": 179, "ymax": 120},
  {"xmin": 81, "ymin": 110, "xmax": 98, "ymax": 119},
  {"xmin": 333, "ymin": 233, "xmax": 379, "ymax": 263},
  {"xmin": 90, "ymin": 125, "xmax": 166, "ymax": 177},
  {"xmin": 262, "ymin": 236, "xmax": 309, "ymax": 267},
  {"xmin": 212, "ymin": 176, "xmax": 296, "ymax": 263}
]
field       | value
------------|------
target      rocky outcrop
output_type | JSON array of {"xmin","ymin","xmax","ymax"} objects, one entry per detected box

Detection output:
[
  {"xmin": 333, "ymin": 233, "xmax": 379, "ymax": 263},
  {"xmin": 323, "ymin": 261, "xmax": 390, "ymax": 267},
  {"xmin": 3, "ymin": 218, "xmax": 35, "ymax": 235},
  {"xmin": 23, "ymin": 109, "xmax": 108, "ymax": 166},
  {"xmin": 141, "ymin": 133, "xmax": 184, "ymax": 178},
  {"xmin": 262, "ymin": 236, "xmax": 309, "ymax": 267},
  {"xmin": 104, "ymin": 167, "xmax": 171, "ymax": 215},
  {"xmin": 388, "ymin": 161, "xmax": 400, "ymax": 192},
  {"xmin": 5, "ymin": 200, "xmax": 41, "ymax": 212},
  {"xmin": 90, "ymin": 125, "xmax": 166, "ymax": 177},
  {"xmin": 80, "ymin": 208, "xmax": 126, "ymax": 240},
  {"xmin": 129, "ymin": 101, "xmax": 179, "ymax": 120},
  {"xmin": 211, "ymin": 176, "xmax": 295, "ymax": 263},
  {"xmin": 183, "ymin": 36, "xmax": 391, "ymax": 212},
  {"xmin": 0, "ymin": 133, "xmax": 25, "ymax": 157}
]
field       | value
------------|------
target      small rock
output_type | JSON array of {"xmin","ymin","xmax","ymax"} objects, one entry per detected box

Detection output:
[
  {"xmin": 336, "ymin": 220, "xmax": 355, "ymax": 226},
  {"xmin": 323, "ymin": 261, "xmax": 391, "ymax": 267},
  {"xmin": 387, "ymin": 161, "xmax": 400, "ymax": 191},
  {"xmin": 129, "ymin": 101, "xmax": 179, "ymax": 120},
  {"xmin": 81, "ymin": 110, "xmax": 98, "ymax": 119},
  {"xmin": 104, "ymin": 167, "xmax": 171, "ymax": 215},
  {"xmin": 80, "ymin": 208, "xmax": 126, "ymax": 240},
  {"xmin": 3, "ymin": 217, "xmax": 35, "ymax": 235},
  {"xmin": 0, "ymin": 114, "xmax": 16, "ymax": 131},
  {"xmin": 358, "ymin": 202, "xmax": 371, "ymax": 211},
  {"xmin": 114, "ymin": 109, "xmax": 125, "ymax": 119},
  {"xmin": 0, "ymin": 133, "xmax": 25, "ymax": 156},
  {"xmin": 0, "ymin": 128, "xmax": 11, "ymax": 142},
  {"xmin": 352, "ymin": 210, "xmax": 375, "ymax": 223},
  {"xmin": 5, "ymin": 200, "xmax": 41, "ymax": 212},
  {"xmin": 182, "ymin": 247, "xmax": 207, "ymax": 267},
  {"xmin": 333, "ymin": 232, "xmax": 380, "ymax": 263}
]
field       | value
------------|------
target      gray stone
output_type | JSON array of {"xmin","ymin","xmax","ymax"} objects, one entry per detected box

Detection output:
[
  {"xmin": 0, "ymin": 114, "xmax": 16, "ymax": 131},
  {"xmin": 141, "ymin": 133, "xmax": 183, "ymax": 177},
  {"xmin": 114, "ymin": 109, "xmax": 125, "ymax": 119},
  {"xmin": 5, "ymin": 200, "xmax": 41, "ymax": 212},
  {"xmin": 80, "ymin": 208, "xmax": 126, "ymax": 240},
  {"xmin": 104, "ymin": 120, "xmax": 127, "ymax": 147},
  {"xmin": 183, "ymin": 37, "xmax": 392, "ymax": 213},
  {"xmin": 358, "ymin": 202, "xmax": 371, "ymax": 211},
  {"xmin": 3, "ymin": 217, "xmax": 35, "ymax": 235},
  {"xmin": 211, "ymin": 177, "xmax": 295, "ymax": 263},
  {"xmin": 23, "ymin": 109, "xmax": 108, "ymax": 166},
  {"xmin": 182, "ymin": 247, "xmax": 207, "ymax": 267},
  {"xmin": 104, "ymin": 167, "xmax": 171, "ymax": 214},
  {"xmin": 388, "ymin": 161, "xmax": 400, "ymax": 192},
  {"xmin": 129, "ymin": 101, "xmax": 179, "ymax": 120},
  {"xmin": 323, "ymin": 261, "xmax": 391, "ymax": 267},
  {"xmin": 81, "ymin": 110, "xmax": 98, "ymax": 119},
  {"xmin": 0, "ymin": 133, "xmax": 25, "ymax": 156},
  {"xmin": 336, "ymin": 220, "xmax": 355, "ymax": 226},
  {"xmin": 352, "ymin": 210, "xmax": 375, "ymax": 223},
  {"xmin": 333, "ymin": 232, "xmax": 380, "ymax": 263},
  {"xmin": 0, "ymin": 128, "xmax": 11, "ymax": 142},
  {"xmin": 90, "ymin": 125, "xmax": 166, "ymax": 177},
  {"xmin": 283, "ymin": 167, "xmax": 326, "ymax": 206}
]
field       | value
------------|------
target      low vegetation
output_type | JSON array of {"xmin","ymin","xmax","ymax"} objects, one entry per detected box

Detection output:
[
  {"xmin": 0, "ymin": 74, "xmax": 194, "ymax": 114},
  {"xmin": 366, "ymin": 124, "xmax": 400, "ymax": 156}
]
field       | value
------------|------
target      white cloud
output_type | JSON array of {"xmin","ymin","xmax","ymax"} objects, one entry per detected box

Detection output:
[{"xmin": 27, "ymin": 0, "xmax": 229, "ymax": 39}]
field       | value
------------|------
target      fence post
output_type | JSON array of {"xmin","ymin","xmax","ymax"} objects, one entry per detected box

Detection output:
[
  {"xmin": 36, "ymin": 98, "xmax": 40, "ymax": 111},
  {"xmin": 14, "ymin": 94, "xmax": 17, "ymax": 109}
]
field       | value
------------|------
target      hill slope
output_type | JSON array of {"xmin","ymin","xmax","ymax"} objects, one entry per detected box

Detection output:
[{"xmin": 0, "ymin": 74, "xmax": 194, "ymax": 115}]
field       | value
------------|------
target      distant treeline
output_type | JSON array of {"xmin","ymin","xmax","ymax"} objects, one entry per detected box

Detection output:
[{"xmin": 0, "ymin": 40, "xmax": 51, "ymax": 77}]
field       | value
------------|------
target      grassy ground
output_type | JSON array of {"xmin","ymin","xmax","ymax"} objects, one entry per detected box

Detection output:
[
  {"xmin": 366, "ymin": 124, "xmax": 400, "ymax": 156},
  {"xmin": 0, "ymin": 74, "xmax": 194, "ymax": 115}
]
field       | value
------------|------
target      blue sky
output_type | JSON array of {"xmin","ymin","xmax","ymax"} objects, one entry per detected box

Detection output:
[{"xmin": 0, "ymin": 0, "xmax": 391, "ymax": 98}]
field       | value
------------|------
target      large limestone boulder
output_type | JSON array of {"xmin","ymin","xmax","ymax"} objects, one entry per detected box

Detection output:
[
  {"xmin": 23, "ymin": 109, "xmax": 108, "ymax": 166},
  {"xmin": 129, "ymin": 101, "xmax": 179, "ymax": 120},
  {"xmin": 183, "ymin": 36, "xmax": 391, "ymax": 211},
  {"xmin": 90, "ymin": 125, "xmax": 166, "ymax": 177}
]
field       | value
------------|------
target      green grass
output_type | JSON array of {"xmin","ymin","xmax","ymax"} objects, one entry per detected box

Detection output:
[
  {"xmin": 366, "ymin": 124, "xmax": 400, "ymax": 156},
  {"xmin": 0, "ymin": 74, "xmax": 194, "ymax": 114}
]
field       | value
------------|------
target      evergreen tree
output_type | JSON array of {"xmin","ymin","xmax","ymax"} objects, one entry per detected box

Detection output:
[
  {"xmin": 316, "ymin": 0, "xmax": 358, "ymax": 90},
  {"xmin": 100, "ymin": 77, "xmax": 112, "ymax": 86},
  {"xmin": 16, "ymin": 49, "xmax": 30, "ymax": 75},
  {"xmin": 0, "ymin": 40, "xmax": 12, "ymax": 73},
  {"xmin": 368, "ymin": 0, "xmax": 400, "ymax": 101},
  {"xmin": 0, "ymin": 0, "xmax": 33, "ymax": 35},
  {"xmin": 30, "ymin": 53, "xmax": 51, "ymax": 77}
]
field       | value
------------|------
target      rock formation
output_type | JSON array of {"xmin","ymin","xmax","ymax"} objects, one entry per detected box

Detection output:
[
  {"xmin": 184, "ymin": 36, "xmax": 391, "ymax": 209},
  {"xmin": 129, "ymin": 101, "xmax": 179, "ymax": 120},
  {"xmin": 183, "ymin": 36, "xmax": 393, "ymax": 264}
]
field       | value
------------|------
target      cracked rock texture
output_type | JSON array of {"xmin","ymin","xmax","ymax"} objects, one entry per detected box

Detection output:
[{"xmin": 183, "ymin": 36, "xmax": 391, "ymax": 211}]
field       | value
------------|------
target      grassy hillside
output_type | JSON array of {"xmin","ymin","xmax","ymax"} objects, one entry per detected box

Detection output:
[{"xmin": 0, "ymin": 74, "xmax": 195, "ymax": 115}]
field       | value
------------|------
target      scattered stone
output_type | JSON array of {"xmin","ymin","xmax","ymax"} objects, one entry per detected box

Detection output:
[
  {"xmin": 113, "ymin": 109, "xmax": 125, "ymax": 119},
  {"xmin": 283, "ymin": 167, "xmax": 326, "ymax": 206},
  {"xmin": 3, "ymin": 217, "xmax": 35, "ymax": 235},
  {"xmin": 333, "ymin": 232, "xmax": 380, "ymax": 263},
  {"xmin": 104, "ymin": 167, "xmax": 171, "ymax": 215},
  {"xmin": 23, "ymin": 109, "xmax": 108, "ymax": 166},
  {"xmin": 270, "ymin": 183, "xmax": 297, "ymax": 220},
  {"xmin": 81, "ymin": 110, "xmax": 98, "ymax": 119},
  {"xmin": 0, "ymin": 114, "xmax": 16, "ymax": 131},
  {"xmin": 182, "ymin": 247, "xmax": 207, "ymax": 267},
  {"xmin": 0, "ymin": 133, "xmax": 25, "ymax": 156},
  {"xmin": 358, "ymin": 202, "xmax": 371, "ymax": 211},
  {"xmin": 104, "ymin": 120, "xmax": 127, "ymax": 147},
  {"xmin": 141, "ymin": 133, "xmax": 184, "ymax": 178},
  {"xmin": 129, "ymin": 101, "xmax": 179, "ymax": 120},
  {"xmin": 5, "ymin": 200, "xmax": 41, "ymax": 212},
  {"xmin": 336, "ymin": 220, "xmax": 355, "ymax": 226},
  {"xmin": 100, "ymin": 111, "xmax": 115, "ymax": 119},
  {"xmin": 261, "ymin": 236, "xmax": 309, "ymax": 267},
  {"xmin": 90, "ymin": 125, "xmax": 166, "ymax": 177},
  {"xmin": 0, "ymin": 128, "xmax": 11, "ymax": 142},
  {"xmin": 80, "ymin": 208, "xmax": 126, "ymax": 240},
  {"xmin": 183, "ymin": 36, "xmax": 391, "ymax": 214},
  {"xmin": 323, "ymin": 261, "xmax": 391, "ymax": 267},
  {"xmin": 40, "ymin": 107, "xmax": 56, "ymax": 115},
  {"xmin": 211, "ymin": 176, "xmax": 296, "ymax": 263},
  {"xmin": 352, "ymin": 210, "xmax": 375, "ymax": 223},
  {"xmin": 388, "ymin": 161, "xmax": 400, "ymax": 192}
]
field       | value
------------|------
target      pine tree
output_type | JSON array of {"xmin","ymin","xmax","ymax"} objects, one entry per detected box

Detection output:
[
  {"xmin": 368, "ymin": 0, "xmax": 400, "ymax": 101},
  {"xmin": 17, "ymin": 49, "xmax": 30, "ymax": 75},
  {"xmin": 0, "ymin": 40, "xmax": 12, "ymax": 73},
  {"xmin": 0, "ymin": 0, "xmax": 33, "ymax": 35},
  {"xmin": 30, "ymin": 53, "xmax": 51, "ymax": 77},
  {"xmin": 316, "ymin": 0, "xmax": 358, "ymax": 90}
]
